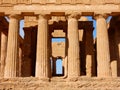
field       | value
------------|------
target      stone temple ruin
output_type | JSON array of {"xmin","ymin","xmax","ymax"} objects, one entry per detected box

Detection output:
[{"xmin": 0, "ymin": 0, "xmax": 120, "ymax": 89}]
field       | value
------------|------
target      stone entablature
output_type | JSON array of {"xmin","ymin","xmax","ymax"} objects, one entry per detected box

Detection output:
[
  {"xmin": 24, "ymin": 16, "xmax": 37, "ymax": 27},
  {"xmin": 0, "ymin": 1, "xmax": 120, "ymax": 16},
  {"xmin": 0, "ymin": 0, "xmax": 120, "ymax": 5}
]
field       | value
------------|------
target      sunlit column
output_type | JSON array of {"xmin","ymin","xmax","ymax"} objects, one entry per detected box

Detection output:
[
  {"xmin": 0, "ymin": 31, "xmax": 7, "ymax": 77},
  {"xmin": 67, "ymin": 13, "xmax": 80, "ymax": 78},
  {"xmin": 36, "ymin": 14, "xmax": 51, "ymax": 78},
  {"xmin": 95, "ymin": 14, "xmax": 111, "ymax": 77},
  {"xmin": 4, "ymin": 14, "xmax": 20, "ymax": 78}
]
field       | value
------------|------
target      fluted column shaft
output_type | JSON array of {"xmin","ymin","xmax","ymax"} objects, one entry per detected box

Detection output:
[
  {"xmin": 67, "ymin": 14, "xmax": 80, "ymax": 77},
  {"xmin": 35, "ymin": 15, "xmax": 51, "ymax": 78},
  {"xmin": 4, "ymin": 15, "xmax": 19, "ymax": 78},
  {"xmin": 96, "ymin": 14, "xmax": 111, "ymax": 77},
  {"xmin": 0, "ymin": 31, "xmax": 8, "ymax": 77}
]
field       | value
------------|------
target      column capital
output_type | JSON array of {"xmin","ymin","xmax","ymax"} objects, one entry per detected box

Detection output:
[
  {"xmin": 66, "ymin": 12, "xmax": 81, "ymax": 20},
  {"xmin": 93, "ymin": 13, "xmax": 109, "ymax": 20},
  {"xmin": 9, "ymin": 14, "xmax": 22, "ymax": 20}
]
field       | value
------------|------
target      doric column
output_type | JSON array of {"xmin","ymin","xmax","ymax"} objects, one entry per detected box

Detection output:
[
  {"xmin": 4, "ymin": 14, "xmax": 20, "ymax": 78},
  {"xmin": 0, "ymin": 31, "xmax": 8, "ymax": 77},
  {"xmin": 67, "ymin": 13, "xmax": 80, "ymax": 78},
  {"xmin": 85, "ymin": 27, "xmax": 94, "ymax": 77},
  {"xmin": 35, "ymin": 14, "xmax": 51, "ymax": 78},
  {"xmin": 95, "ymin": 14, "xmax": 111, "ymax": 77}
]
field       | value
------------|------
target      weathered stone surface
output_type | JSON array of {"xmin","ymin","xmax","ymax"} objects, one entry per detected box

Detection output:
[
  {"xmin": 4, "ymin": 15, "xmax": 19, "ymax": 78},
  {"xmin": 24, "ymin": 16, "xmax": 37, "ymax": 27},
  {"xmin": 67, "ymin": 14, "xmax": 80, "ymax": 78},
  {"xmin": 95, "ymin": 14, "xmax": 111, "ymax": 77},
  {"xmin": 1, "ymin": 0, "xmax": 120, "ymax": 89},
  {"xmin": 52, "ymin": 30, "xmax": 65, "ymax": 38},
  {"xmin": 1, "ymin": 0, "xmax": 120, "ymax": 4},
  {"xmin": 52, "ymin": 42, "xmax": 65, "ymax": 58},
  {"xmin": 35, "ymin": 14, "xmax": 51, "ymax": 78},
  {"xmin": 0, "ymin": 1, "xmax": 120, "ymax": 15},
  {"xmin": 0, "ymin": 31, "xmax": 7, "ymax": 77},
  {"xmin": 0, "ymin": 77, "xmax": 120, "ymax": 90}
]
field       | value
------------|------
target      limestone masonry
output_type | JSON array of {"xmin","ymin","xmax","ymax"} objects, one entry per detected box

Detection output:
[{"xmin": 0, "ymin": 0, "xmax": 120, "ymax": 90}]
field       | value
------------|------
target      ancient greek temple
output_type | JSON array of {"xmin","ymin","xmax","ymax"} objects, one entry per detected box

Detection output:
[{"xmin": 0, "ymin": 0, "xmax": 120, "ymax": 80}]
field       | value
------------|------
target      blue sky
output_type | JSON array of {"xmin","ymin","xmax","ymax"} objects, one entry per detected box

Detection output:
[
  {"xmin": 19, "ymin": 20, "xmax": 24, "ymax": 38},
  {"xmin": 56, "ymin": 59, "xmax": 63, "ymax": 74}
]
